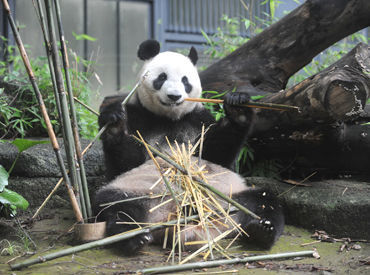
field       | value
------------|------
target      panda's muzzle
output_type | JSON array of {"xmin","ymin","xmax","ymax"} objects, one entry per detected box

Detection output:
[{"xmin": 160, "ymin": 94, "xmax": 184, "ymax": 106}]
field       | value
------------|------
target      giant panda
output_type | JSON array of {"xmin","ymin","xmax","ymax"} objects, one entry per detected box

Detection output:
[{"xmin": 94, "ymin": 39, "xmax": 284, "ymax": 254}]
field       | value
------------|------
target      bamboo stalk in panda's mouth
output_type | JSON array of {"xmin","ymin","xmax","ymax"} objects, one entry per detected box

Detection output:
[{"xmin": 185, "ymin": 97, "xmax": 300, "ymax": 112}]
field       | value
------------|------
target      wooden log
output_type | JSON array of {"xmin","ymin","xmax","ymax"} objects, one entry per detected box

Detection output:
[
  {"xmin": 200, "ymin": 0, "xmax": 370, "ymax": 95},
  {"xmin": 252, "ymin": 43, "xmax": 370, "ymax": 136}
]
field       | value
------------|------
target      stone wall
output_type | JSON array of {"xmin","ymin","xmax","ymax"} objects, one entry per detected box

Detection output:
[{"xmin": 0, "ymin": 139, "xmax": 106, "ymax": 209}]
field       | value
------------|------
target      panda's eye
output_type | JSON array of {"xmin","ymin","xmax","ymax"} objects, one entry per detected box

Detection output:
[
  {"xmin": 158, "ymin": 73, "xmax": 167, "ymax": 81},
  {"xmin": 182, "ymin": 76, "xmax": 192, "ymax": 93},
  {"xmin": 153, "ymin": 73, "xmax": 167, "ymax": 90}
]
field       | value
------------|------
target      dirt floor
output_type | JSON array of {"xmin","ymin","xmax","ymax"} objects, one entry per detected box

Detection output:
[{"xmin": 0, "ymin": 208, "xmax": 369, "ymax": 274}]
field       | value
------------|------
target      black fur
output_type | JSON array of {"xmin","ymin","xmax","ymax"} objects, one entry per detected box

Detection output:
[
  {"xmin": 98, "ymin": 95, "xmax": 253, "ymax": 180},
  {"xmin": 181, "ymin": 76, "xmax": 192, "ymax": 93},
  {"xmin": 137, "ymin": 39, "xmax": 160, "ymax": 60},
  {"xmin": 153, "ymin": 72, "xmax": 167, "ymax": 90},
  {"xmin": 188, "ymin": 46, "xmax": 198, "ymax": 65}
]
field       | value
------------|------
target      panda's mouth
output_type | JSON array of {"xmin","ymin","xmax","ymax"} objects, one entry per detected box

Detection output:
[{"xmin": 160, "ymin": 100, "xmax": 184, "ymax": 107}]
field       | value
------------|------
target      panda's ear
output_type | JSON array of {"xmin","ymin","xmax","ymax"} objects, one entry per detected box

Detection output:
[
  {"xmin": 138, "ymin": 40, "xmax": 160, "ymax": 60},
  {"xmin": 188, "ymin": 46, "xmax": 198, "ymax": 65}
]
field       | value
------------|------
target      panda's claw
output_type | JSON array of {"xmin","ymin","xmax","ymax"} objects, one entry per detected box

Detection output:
[
  {"xmin": 98, "ymin": 101, "xmax": 126, "ymax": 128},
  {"xmin": 244, "ymin": 218, "xmax": 277, "ymax": 249},
  {"xmin": 224, "ymin": 92, "xmax": 250, "ymax": 106},
  {"xmin": 122, "ymin": 233, "xmax": 153, "ymax": 255},
  {"xmin": 223, "ymin": 92, "xmax": 254, "ymax": 128}
]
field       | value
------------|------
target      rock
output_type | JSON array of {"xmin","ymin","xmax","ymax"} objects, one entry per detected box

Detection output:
[
  {"xmin": 248, "ymin": 177, "xmax": 370, "ymax": 239},
  {"xmin": 0, "ymin": 139, "xmax": 105, "ymax": 177}
]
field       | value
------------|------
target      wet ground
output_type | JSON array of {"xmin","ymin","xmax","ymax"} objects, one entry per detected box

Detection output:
[{"xmin": 0, "ymin": 208, "xmax": 369, "ymax": 274}]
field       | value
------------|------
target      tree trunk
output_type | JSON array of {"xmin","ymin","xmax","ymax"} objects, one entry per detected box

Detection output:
[
  {"xmin": 252, "ymin": 43, "xmax": 370, "ymax": 136},
  {"xmin": 200, "ymin": 0, "xmax": 370, "ymax": 95}
]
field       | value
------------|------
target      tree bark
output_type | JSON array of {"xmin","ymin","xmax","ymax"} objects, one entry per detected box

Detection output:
[
  {"xmin": 200, "ymin": 0, "xmax": 370, "ymax": 95},
  {"xmin": 252, "ymin": 43, "xmax": 370, "ymax": 136}
]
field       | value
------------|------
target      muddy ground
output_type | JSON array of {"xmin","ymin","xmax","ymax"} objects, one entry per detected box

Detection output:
[{"xmin": 0, "ymin": 208, "xmax": 369, "ymax": 274}]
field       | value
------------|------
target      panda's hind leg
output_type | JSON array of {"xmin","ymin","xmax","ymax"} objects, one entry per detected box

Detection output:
[
  {"xmin": 94, "ymin": 188, "xmax": 154, "ymax": 255},
  {"xmin": 234, "ymin": 189, "xmax": 284, "ymax": 249}
]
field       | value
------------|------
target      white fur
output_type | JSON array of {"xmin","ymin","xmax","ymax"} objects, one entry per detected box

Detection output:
[
  {"xmin": 99, "ymin": 157, "xmax": 249, "ymax": 224},
  {"xmin": 135, "ymin": 51, "xmax": 203, "ymax": 120}
]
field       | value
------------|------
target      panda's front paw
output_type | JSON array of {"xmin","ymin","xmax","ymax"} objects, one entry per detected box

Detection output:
[
  {"xmin": 244, "ymin": 218, "xmax": 277, "ymax": 249},
  {"xmin": 122, "ymin": 233, "xmax": 153, "ymax": 255},
  {"xmin": 98, "ymin": 101, "xmax": 127, "ymax": 128},
  {"xmin": 224, "ymin": 92, "xmax": 254, "ymax": 128}
]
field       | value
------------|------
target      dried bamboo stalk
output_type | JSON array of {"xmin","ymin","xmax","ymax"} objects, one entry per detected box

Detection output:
[
  {"xmin": 138, "ymin": 250, "xmax": 316, "ymax": 274},
  {"xmin": 185, "ymin": 97, "xmax": 299, "ymax": 112},
  {"xmin": 132, "ymin": 135, "xmax": 260, "ymax": 220},
  {"xmin": 1, "ymin": 0, "xmax": 83, "ymax": 222}
]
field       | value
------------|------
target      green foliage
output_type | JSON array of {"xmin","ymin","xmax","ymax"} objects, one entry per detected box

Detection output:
[
  {"xmin": 201, "ymin": 15, "xmax": 251, "ymax": 60},
  {"xmin": 0, "ymin": 239, "xmax": 22, "ymax": 256},
  {"xmin": 0, "ymin": 36, "xmax": 99, "ymax": 139},
  {"xmin": 202, "ymin": 90, "xmax": 226, "ymax": 121},
  {"xmin": 72, "ymin": 31, "xmax": 97, "ymax": 42},
  {"xmin": 0, "ymin": 139, "xmax": 51, "ymax": 218},
  {"xmin": 11, "ymin": 138, "xmax": 49, "ymax": 154},
  {"xmin": 0, "ymin": 165, "xmax": 8, "ymax": 192},
  {"xmin": 0, "ymin": 165, "xmax": 29, "ymax": 218},
  {"xmin": 288, "ymin": 32, "xmax": 370, "ymax": 87}
]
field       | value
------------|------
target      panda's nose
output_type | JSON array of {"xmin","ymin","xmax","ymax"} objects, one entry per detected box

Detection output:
[{"xmin": 167, "ymin": 94, "xmax": 182, "ymax": 102}]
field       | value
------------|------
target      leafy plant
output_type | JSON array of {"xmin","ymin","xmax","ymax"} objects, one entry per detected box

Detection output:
[
  {"xmin": 0, "ymin": 139, "xmax": 49, "ymax": 218},
  {"xmin": 0, "ymin": 165, "xmax": 28, "ymax": 218},
  {"xmin": 201, "ymin": 15, "xmax": 251, "ymax": 61},
  {"xmin": 0, "ymin": 36, "xmax": 99, "ymax": 139},
  {"xmin": 0, "ymin": 239, "xmax": 22, "ymax": 256}
]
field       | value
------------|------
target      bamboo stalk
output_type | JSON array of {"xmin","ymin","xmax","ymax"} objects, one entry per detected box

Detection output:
[
  {"xmin": 53, "ymin": 0, "xmax": 92, "ymax": 218},
  {"xmin": 138, "ymin": 250, "xmax": 316, "ymax": 274},
  {"xmin": 32, "ymin": 0, "xmax": 63, "ymax": 130},
  {"xmin": 73, "ymin": 96, "xmax": 99, "ymax": 116},
  {"xmin": 185, "ymin": 97, "xmax": 299, "ymax": 112},
  {"xmin": 43, "ymin": 0, "xmax": 86, "ymax": 218},
  {"xmin": 132, "ymin": 135, "xmax": 261, "ymax": 220},
  {"xmin": 1, "ymin": 0, "xmax": 83, "ymax": 222},
  {"xmin": 9, "ymin": 214, "xmax": 200, "ymax": 270}
]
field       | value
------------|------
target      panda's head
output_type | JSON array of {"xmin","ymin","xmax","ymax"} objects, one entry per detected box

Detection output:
[{"xmin": 136, "ymin": 40, "xmax": 202, "ymax": 120}]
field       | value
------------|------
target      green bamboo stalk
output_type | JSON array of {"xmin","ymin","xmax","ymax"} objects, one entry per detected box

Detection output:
[
  {"xmin": 9, "ymin": 213, "xmax": 200, "ymax": 270},
  {"xmin": 132, "ymin": 136, "xmax": 261, "ymax": 220},
  {"xmin": 53, "ymin": 0, "xmax": 92, "ymax": 218},
  {"xmin": 1, "ymin": 0, "xmax": 83, "ymax": 222},
  {"xmin": 73, "ymin": 96, "xmax": 99, "ymax": 116},
  {"xmin": 32, "ymin": 0, "xmax": 63, "ymax": 130},
  {"xmin": 138, "ymin": 250, "xmax": 316, "ymax": 274},
  {"xmin": 43, "ymin": 0, "xmax": 87, "ymax": 219}
]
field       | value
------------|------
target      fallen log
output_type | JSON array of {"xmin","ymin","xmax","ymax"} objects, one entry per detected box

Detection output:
[
  {"xmin": 252, "ymin": 43, "xmax": 370, "ymax": 136},
  {"xmin": 200, "ymin": 0, "xmax": 370, "ymax": 95}
]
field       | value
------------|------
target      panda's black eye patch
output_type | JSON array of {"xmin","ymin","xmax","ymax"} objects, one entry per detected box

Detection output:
[
  {"xmin": 182, "ymin": 76, "xmax": 192, "ymax": 93},
  {"xmin": 153, "ymin": 73, "xmax": 167, "ymax": 90}
]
